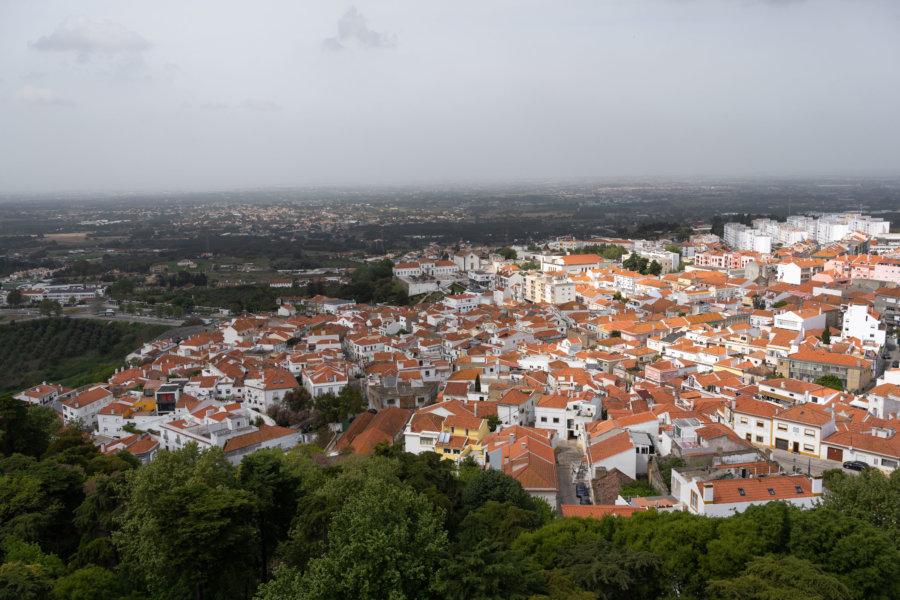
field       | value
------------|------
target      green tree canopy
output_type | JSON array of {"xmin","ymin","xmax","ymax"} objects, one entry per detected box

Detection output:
[
  {"xmin": 814, "ymin": 374, "xmax": 843, "ymax": 391},
  {"xmin": 707, "ymin": 555, "xmax": 852, "ymax": 600},
  {"xmin": 258, "ymin": 481, "xmax": 448, "ymax": 600},
  {"xmin": 114, "ymin": 445, "xmax": 257, "ymax": 600}
]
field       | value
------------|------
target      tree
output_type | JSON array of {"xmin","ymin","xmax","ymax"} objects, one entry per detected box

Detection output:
[
  {"xmin": 788, "ymin": 507, "xmax": 900, "ymax": 600},
  {"xmin": 462, "ymin": 468, "xmax": 535, "ymax": 514},
  {"xmin": 314, "ymin": 385, "xmax": 365, "ymax": 424},
  {"xmin": 646, "ymin": 260, "xmax": 662, "ymax": 276},
  {"xmin": 656, "ymin": 456, "xmax": 685, "ymax": 489},
  {"xmin": 239, "ymin": 450, "xmax": 303, "ymax": 581},
  {"xmin": 474, "ymin": 374, "xmax": 482, "ymax": 393},
  {"xmin": 6, "ymin": 289, "xmax": 24, "ymax": 308},
  {"xmin": 555, "ymin": 538, "xmax": 663, "ymax": 600},
  {"xmin": 431, "ymin": 542, "xmax": 546, "ymax": 600},
  {"xmin": 115, "ymin": 445, "xmax": 257, "ymax": 600},
  {"xmin": 0, "ymin": 397, "xmax": 62, "ymax": 457},
  {"xmin": 51, "ymin": 566, "xmax": 125, "ymax": 600},
  {"xmin": 107, "ymin": 279, "xmax": 135, "ymax": 301},
  {"xmin": 257, "ymin": 482, "xmax": 448, "ymax": 600},
  {"xmin": 821, "ymin": 326, "xmax": 831, "ymax": 345},
  {"xmin": 38, "ymin": 299, "xmax": 54, "ymax": 317},
  {"xmin": 814, "ymin": 374, "xmax": 843, "ymax": 391},
  {"xmin": 456, "ymin": 501, "xmax": 543, "ymax": 547},
  {"xmin": 486, "ymin": 414, "xmax": 501, "ymax": 432},
  {"xmin": 499, "ymin": 247, "xmax": 517, "ymax": 260},
  {"xmin": 707, "ymin": 555, "xmax": 852, "ymax": 600},
  {"xmin": 618, "ymin": 480, "xmax": 658, "ymax": 498},
  {"xmin": 822, "ymin": 468, "xmax": 900, "ymax": 543},
  {"xmin": 0, "ymin": 562, "xmax": 53, "ymax": 600}
]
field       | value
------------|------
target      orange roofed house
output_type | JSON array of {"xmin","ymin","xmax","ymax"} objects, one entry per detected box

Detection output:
[
  {"xmin": 483, "ymin": 426, "xmax": 559, "ymax": 508},
  {"xmin": 62, "ymin": 385, "xmax": 114, "ymax": 429},
  {"xmin": 777, "ymin": 350, "xmax": 873, "ymax": 393},
  {"xmin": 674, "ymin": 473, "xmax": 822, "ymax": 517}
]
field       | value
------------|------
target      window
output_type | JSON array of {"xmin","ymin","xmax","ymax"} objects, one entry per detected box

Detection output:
[
  {"xmin": 777, "ymin": 423, "xmax": 788, "ymax": 431},
  {"xmin": 756, "ymin": 435, "xmax": 765, "ymax": 443},
  {"xmin": 690, "ymin": 490, "xmax": 698, "ymax": 510},
  {"xmin": 739, "ymin": 417, "xmax": 748, "ymax": 425},
  {"xmin": 540, "ymin": 416, "xmax": 547, "ymax": 423},
  {"xmin": 804, "ymin": 429, "xmax": 816, "ymax": 437},
  {"xmin": 768, "ymin": 488, "xmax": 775, "ymax": 496},
  {"xmin": 738, "ymin": 487, "xmax": 745, "ymax": 496},
  {"xmin": 552, "ymin": 417, "xmax": 560, "ymax": 423},
  {"xmin": 803, "ymin": 444, "xmax": 815, "ymax": 452},
  {"xmin": 756, "ymin": 421, "xmax": 765, "ymax": 428},
  {"xmin": 795, "ymin": 486, "xmax": 804, "ymax": 494}
]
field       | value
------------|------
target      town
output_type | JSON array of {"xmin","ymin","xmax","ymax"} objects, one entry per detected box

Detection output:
[{"xmin": 6, "ymin": 208, "xmax": 900, "ymax": 523}]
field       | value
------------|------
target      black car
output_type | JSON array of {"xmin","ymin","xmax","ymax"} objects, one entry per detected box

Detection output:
[
  {"xmin": 893, "ymin": 360, "xmax": 899, "ymax": 368},
  {"xmin": 843, "ymin": 460, "xmax": 868, "ymax": 471},
  {"xmin": 579, "ymin": 496, "xmax": 592, "ymax": 505},
  {"xmin": 575, "ymin": 482, "xmax": 588, "ymax": 498}
]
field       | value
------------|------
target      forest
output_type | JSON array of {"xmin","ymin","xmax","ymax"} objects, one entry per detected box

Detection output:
[
  {"xmin": 0, "ymin": 319, "xmax": 171, "ymax": 393},
  {"xmin": 0, "ymin": 394, "xmax": 898, "ymax": 600}
]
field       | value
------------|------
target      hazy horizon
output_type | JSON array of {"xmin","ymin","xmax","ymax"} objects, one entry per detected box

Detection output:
[{"xmin": 2, "ymin": 0, "xmax": 900, "ymax": 194}]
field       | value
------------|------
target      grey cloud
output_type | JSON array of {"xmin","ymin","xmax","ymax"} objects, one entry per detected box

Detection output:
[
  {"xmin": 30, "ymin": 16, "xmax": 150, "ymax": 62},
  {"xmin": 13, "ymin": 85, "xmax": 75, "ymax": 106},
  {"xmin": 323, "ymin": 7, "xmax": 396, "ymax": 51},
  {"xmin": 200, "ymin": 102, "xmax": 230, "ymax": 111},
  {"xmin": 240, "ymin": 99, "xmax": 280, "ymax": 112},
  {"xmin": 321, "ymin": 37, "xmax": 344, "ymax": 52}
]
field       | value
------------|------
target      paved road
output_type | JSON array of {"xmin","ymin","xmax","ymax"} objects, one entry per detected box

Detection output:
[
  {"xmin": 768, "ymin": 448, "xmax": 856, "ymax": 477},
  {"xmin": 556, "ymin": 439, "xmax": 586, "ymax": 512},
  {"xmin": 881, "ymin": 336, "xmax": 900, "ymax": 374}
]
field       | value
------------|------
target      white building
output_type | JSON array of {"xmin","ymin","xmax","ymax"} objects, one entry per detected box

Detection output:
[
  {"xmin": 243, "ymin": 368, "xmax": 300, "ymax": 411},
  {"xmin": 841, "ymin": 303, "xmax": 886, "ymax": 349},
  {"xmin": 674, "ymin": 474, "xmax": 821, "ymax": 517},
  {"xmin": 61, "ymin": 385, "xmax": 114, "ymax": 428}
]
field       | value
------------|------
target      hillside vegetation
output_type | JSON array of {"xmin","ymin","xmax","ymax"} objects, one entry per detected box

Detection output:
[
  {"xmin": 0, "ymin": 318, "xmax": 171, "ymax": 393},
  {"xmin": 0, "ymin": 404, "xmax": 897, "ymax": 600}
]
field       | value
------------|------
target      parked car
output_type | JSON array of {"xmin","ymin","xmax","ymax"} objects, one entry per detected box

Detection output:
[
  {"xmin": 843, "ymin": 460, "xmax": 868, "ymax": 471},
  {"xmin": 579, "ymin": 496, "xmax": 592, "ymax": 505},
  {"xmin": 893, "ymin": 360, "xmax": 899, "ymax": 368},
  {"xmin": 575, "ymin": 482, "xmax": 587, "ymax": 498}
]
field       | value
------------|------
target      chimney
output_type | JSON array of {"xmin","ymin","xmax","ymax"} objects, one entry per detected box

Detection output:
[
  {"xmin": 702, "ymin": 483, "xmax": 714, "ymax": 503},
  {"xmin": 781, "ymin": 381, "xmax": 786, "ymax": 389},
  {"xmin": 811, "ymin": 477, "xmax": 823, "ymax": 495},
  {"xmin": 509, "ymin": 432, "xmax": 515, "ymax": 444},
  {"xmin": 521, "ymin": 441, "xmax": 526, "ymax": 450}
]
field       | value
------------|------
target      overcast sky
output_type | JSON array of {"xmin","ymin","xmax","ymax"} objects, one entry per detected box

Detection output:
[{"xmin": 1, "ymin": 0, "xmax": 899, "ymax": 192}]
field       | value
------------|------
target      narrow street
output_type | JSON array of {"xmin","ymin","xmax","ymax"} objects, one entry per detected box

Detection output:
[
  {"xmin": 768, "ymin": 448, "xmax": 856, "ymax": 477},
  {"xmin": 556, "ymin": 438, "xmax": 586, "ymax": 513}
]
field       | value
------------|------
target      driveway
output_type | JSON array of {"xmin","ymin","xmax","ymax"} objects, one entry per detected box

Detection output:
[{"xmin": 556, "ymin": 439, "xmax": 586, "ymax": 513}]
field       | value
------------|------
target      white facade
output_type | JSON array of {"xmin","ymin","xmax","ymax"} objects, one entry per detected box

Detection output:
[
  {"xmin": 841, "ymin": 304, "xmax": 886, "ymax": 348},
  {"xmin": 534, "ymin": 405, "xmax": 566, "ymax": 439}
]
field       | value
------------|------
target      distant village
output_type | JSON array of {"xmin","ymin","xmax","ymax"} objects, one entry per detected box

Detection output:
[{"xmin": 10, "ymin": 210, "xmax": 900, "ymax": 518}]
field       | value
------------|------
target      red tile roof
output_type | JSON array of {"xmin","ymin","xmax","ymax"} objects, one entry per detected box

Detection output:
[{"xmin": 560, "ymin": 505, "xmax": 647, "ymax": 518}]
